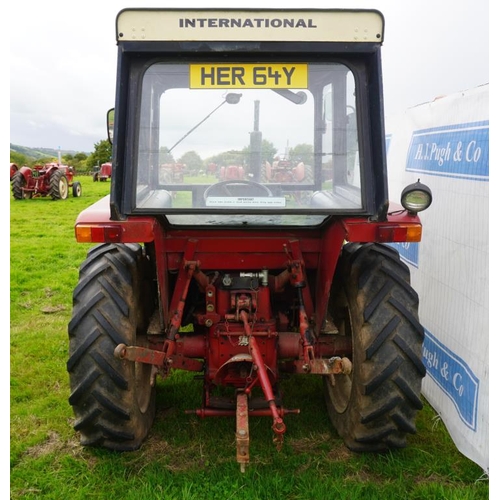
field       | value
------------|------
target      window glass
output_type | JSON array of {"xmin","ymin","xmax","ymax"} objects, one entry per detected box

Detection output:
[{"xmin": 136, "ymin": 62, "xmax": 362, "ymax": 224}]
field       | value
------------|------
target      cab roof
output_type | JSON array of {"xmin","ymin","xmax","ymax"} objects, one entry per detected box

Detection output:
[{"xmin": 116, "ymin": 8, "xmax": 384, "ymax": 43}]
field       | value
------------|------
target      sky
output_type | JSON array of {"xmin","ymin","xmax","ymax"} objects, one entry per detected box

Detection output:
[{"xmin": 9, "ymin": 0, "xmax": 489, "ymax": 154}]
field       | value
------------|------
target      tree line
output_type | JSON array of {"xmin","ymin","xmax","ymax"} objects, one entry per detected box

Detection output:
[
  {"xmin": 10, "ymin": 139, "xmax": 314, "ymax": 175},
  {"xmin": 161, "ymin": 140, "xmax": 314, "ymax": 174},
  {"xmin": 10, "ymin": 140, "xmax": 112, "ymax": 174}
]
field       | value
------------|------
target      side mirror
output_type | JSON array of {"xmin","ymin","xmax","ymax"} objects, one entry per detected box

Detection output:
[{"xmin": 107, "ymin": 108, "xmax": 115, "ymax": 144}]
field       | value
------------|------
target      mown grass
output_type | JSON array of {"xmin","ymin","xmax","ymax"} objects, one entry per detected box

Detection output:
[{"xmin": 10, "ymin": 175, "xmax": 488, "ymax": 499}]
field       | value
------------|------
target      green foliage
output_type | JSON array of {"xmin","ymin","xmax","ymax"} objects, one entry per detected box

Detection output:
[
  {"xmin": 10, "ymin": 177, "xmax": 488, "ymax": 499},
  {"xmin": 242, "ymin": 138, "xmax": 278, "ymax": 164},
  {"xmin": 10, "ymin": 143, "xmax": 91, "ymax": 175},
  {"xmin": 159, "ymin": 147, "xmax": 175, "ymax": 165},
  {"xmin": 62, "ymin": 152, "xmax": 89, "ymax": 172},
  {"xmin": 85, "ymin": 139, "xmax": 112, "ymax": 170},
  {"xmin": 205, "ymin": 140, "xmax": 278, "ymax": 170},
  {"xmin": 178, "ymin": 150, "xmax": 203, "ymax": 173},
  {"xmin": 10, "ymin": 151, "xmax": 29, "ymax": 167},
  {"xmin": 10, "ymin": 143, "xmax": 90, "ymax": 162},
  {"xmin": 33, "ymin": 156, "xmax": 58, "ymax": 166},
  {"xmin": 10, "ymin": 149, "xmax": 57, "ymax": 168},
  {"xmin": 206, "ymin": 149, "xmax": 245, "ymax": 167},
  {"xmin": 289, "ymin": 143, "xmax": 314, "ymax": 164}
]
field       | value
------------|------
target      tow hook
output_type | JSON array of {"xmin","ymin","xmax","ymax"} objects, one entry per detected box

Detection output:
[
  {"xmin": 114, "ymin": 343, "xmax": 171, "ymax": 380},
  {"xmin": 114, "ymin": 343, "xmax": 167, "ymax": 365},
  {"xmin": 337, "ymin": 356, "xmax": 353, "ymax": 374}
]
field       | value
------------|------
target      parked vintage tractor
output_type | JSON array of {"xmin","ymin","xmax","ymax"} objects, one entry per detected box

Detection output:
[
  {"xmin": 93, "ymin": 162, "xmax": 112, "ymax": 182},
  {"xmin": 12, "ymin": 162, "xmax": 81, "ymax": 200},
  {"xmin": 219, "ymin": 164, "xmax": 246, "ymax": 181},
  {"xmin": 160, "ymin": 162, "xmax": 185, "ymax": 183},
  {"xmin": 262, "ymin": 155, "xmax": 312, "ymax": 184},
  {"xmin": 67, "ymin": 8, "xmax": 432, "ymax": 472}
]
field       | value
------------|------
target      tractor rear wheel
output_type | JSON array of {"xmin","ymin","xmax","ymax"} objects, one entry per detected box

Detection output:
[
  {"xmin": 50, "ymin": 169, "xmax": 69, "ymax": 200},
  {"xmin": 11, "ymin": 171, "xmax": 32, "ymax": 199},
  {"xmin": 324, "ymin": 243, "xmax": 426, "ymax": 452},
  {"xmin": 67, "ymin": 243, "xmax": 156, "ymax": 451}
]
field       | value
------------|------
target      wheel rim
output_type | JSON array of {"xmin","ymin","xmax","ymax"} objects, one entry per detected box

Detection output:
[
  {"xmin": 59, "ymin": 177, "xmax": 68, "ymax": 199},
  {"xmin": 135, "ymin": 363, "xmax": 152, "ymax": 413},
  {"xmin": 326, "ymin": 293, "xmax": 353, "ymax": 414},
  {"xmin": 22, "ymin": 179, "xmax": 32, "ymax": 199},
  {"xmin": 326, "ymin": 371, "xmax": 352, "ymax": 414},
  {"xmin": 135, "ymin": 334, "xmax": 153, "ymax": 413}
]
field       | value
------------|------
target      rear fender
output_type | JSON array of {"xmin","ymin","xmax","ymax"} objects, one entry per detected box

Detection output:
[
  {"xmin": 293, "ymin": 162, "xmax": 305, "ymax": 182},
  {"xmin": 343, "ymin": 204, "xmax": 423, "ymax": 243},
  {"xmin": 18, "ymin": 166, "xmax": 33, "ymax": 181},
  {"xmin": 47, "ymin": 165, "xmax": 62, "ymax": 176},
  {"xmin": 74, "ymin": 195, "xmax": 157, "ymax": 243}
]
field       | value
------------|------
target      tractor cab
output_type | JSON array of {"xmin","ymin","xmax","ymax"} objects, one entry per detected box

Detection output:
[{"xmin": 103, "ymin": 9, "xmax": 430, "ymax": 227}]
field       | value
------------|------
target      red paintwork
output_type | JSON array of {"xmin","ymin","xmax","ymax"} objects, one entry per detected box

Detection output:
[
  {"xmin": 76, "ymin": 195, "xmax": 421, "ymax": 425},
  {"xmin": 10, "ymin": 163, "xmax": 18, "ymax": 180},
  {"xmin": 100, "ymin": 162, "xmax": 112, "ymax": 179},
  {"xmin": 219, "ymin": 165, "xmax": 245, "ymax": 180},
  {"xmin": 265, "ymin": 159, "xmax": 306, "ymax": 182},
  {"xmin": 75, "ymin": 195, "xmax": 158, "ymax": 242},
  {"xmin": 161, "ymin": 163, "xmax": 184, "ymax": 182},
  {"xmin": 75, "ymin": 197, "xmax": 421, "ymax": 335}
]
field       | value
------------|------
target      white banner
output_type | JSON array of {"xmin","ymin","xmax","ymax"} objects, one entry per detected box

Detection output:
[{"xmin": 385, "ymin": 84, "xmax": 489, "ymax": 473}]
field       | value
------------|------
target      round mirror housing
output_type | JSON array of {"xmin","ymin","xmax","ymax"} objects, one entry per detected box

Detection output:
[
  {"xmin": 225, "ymin": 93, "xmax": 242, "ymax": 104},
  {"xmin": 401, "ymin": 180, "xmax": 432, "ymax": 214}
]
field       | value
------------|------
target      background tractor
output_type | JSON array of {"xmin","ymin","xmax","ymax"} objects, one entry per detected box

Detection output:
[
  {"xmin": 12, "ymin": 162, "xmax": 81, "ymax": 200},
  {"xmin": 67, "ymin": 8, "xmax": 432, "ymax": 472},
  {"xmin": 93, "ymin": 162, "xmax": 112, "ymax": 182},
  {"xmin": 218, "ymin": 164, "xmax": 246, "ymax": 181},
  {"xmin": 160, "ymin": 162, "xmax": 185, "ymax": 183},
  {"xmin": 261, "ymin": 155, "xmax": 312, "ymax": 184}
]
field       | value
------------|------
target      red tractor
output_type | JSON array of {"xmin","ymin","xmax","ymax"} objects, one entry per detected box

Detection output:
[
  {"xmin": 93, "ymin": 162, "xmax": 112, "ymax": 182},
  {"xmin": 12, "ymin": 162, "xmax": 81, "ymax": 200},
  {"xmin": 219, "ymin": 164, "xmax": 245, "ymax": 181},
  {"xmin": 262, "ymin": 155, "xmax": 312, "ymax": 184},
  {"xmin": 67, "ymin": 9, "xmax": 432, "ymax": 472},
  {"xmin": 160, "ymin": 162, "xmax": 185, "ymax": 183}
]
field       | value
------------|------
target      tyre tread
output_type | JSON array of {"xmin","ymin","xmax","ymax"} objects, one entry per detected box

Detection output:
[
  {"xmin": 67, "ymin": 243, "xmax": 155, "ymax": 450},
  {"xmin": 324, "ymin": 242, "xmax": 426, "ymax": 452}
]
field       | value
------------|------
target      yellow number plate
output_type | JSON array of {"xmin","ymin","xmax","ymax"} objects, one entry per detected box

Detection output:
[{"xmin": 190, "ymin": 63, "xmax": 308, "ymax": 89}]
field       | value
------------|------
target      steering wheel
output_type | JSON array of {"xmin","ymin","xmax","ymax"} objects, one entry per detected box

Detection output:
[{"xmin": 203, "ymin": 180, "xmax": 273, "ymax": 201}]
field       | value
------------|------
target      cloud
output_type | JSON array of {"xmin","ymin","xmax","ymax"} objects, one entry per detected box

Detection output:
[{"xmin": 9, "ymin": 0, "xmax": 489, "ymax": 153}]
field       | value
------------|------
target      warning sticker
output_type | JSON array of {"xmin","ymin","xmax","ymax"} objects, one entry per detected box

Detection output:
[{"xmin": 205, "ymin": 196, "xmax": 287, "ymax": 207}]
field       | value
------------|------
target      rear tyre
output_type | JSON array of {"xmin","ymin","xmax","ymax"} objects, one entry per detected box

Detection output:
[
  {"xmin": 50, "ymin": 169, "xmax": 69, "ymax": 200},
  {"xmin": 11, "ymin": 171, "xmax": 32, "ymax": 199},
  {"xmin": 67, "ymin": 243, "xmax": 156, "ymax": 451},
  {"xmin": 324, "ymin": 243, "xmax": 426, "ymax": 452}
]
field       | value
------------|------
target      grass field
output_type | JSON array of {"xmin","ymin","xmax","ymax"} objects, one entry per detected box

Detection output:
[{"xmin": 9, "ymin": 175, "xmax": 488, "ymax": 499}]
